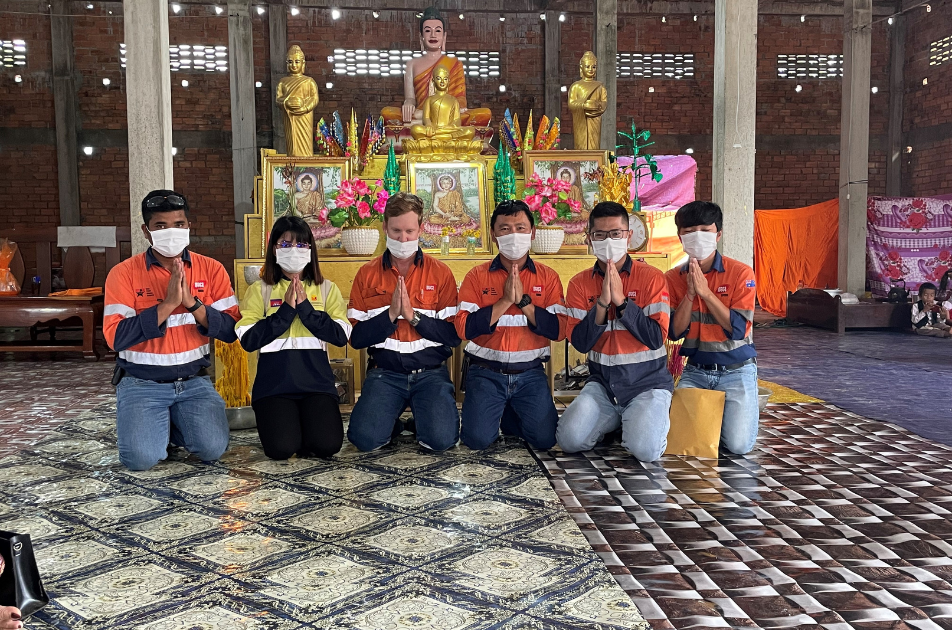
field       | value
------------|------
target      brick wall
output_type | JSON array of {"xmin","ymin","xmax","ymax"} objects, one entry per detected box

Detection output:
[
  {"xmin": 903, "ymin": 0, "xmax": 952, "ymax": 197},
  {"xmin": 0, "ymin": 1, "xmax": 943, "ymax": 278}
]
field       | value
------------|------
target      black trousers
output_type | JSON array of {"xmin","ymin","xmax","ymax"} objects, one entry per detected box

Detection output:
[{"xmin": 251, "ymin": 393, "xmax": 343, "ymax": 460}]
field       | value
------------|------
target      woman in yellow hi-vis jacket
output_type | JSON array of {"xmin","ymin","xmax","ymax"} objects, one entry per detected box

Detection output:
[{"xmin": 236, "ymin": 216, "xmax": 352, "ymax": 459}]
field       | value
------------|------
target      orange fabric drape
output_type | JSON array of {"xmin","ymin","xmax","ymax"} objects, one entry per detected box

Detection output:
[{"xmin": 754, "ymin": 199, "xmax": 839, "ymax": 317}]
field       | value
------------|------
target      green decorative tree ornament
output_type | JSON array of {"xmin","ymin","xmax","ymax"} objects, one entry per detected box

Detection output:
[
  {"xmin": 617, "ymin": 121, "xmax": 662, "ymax": 212},
  {"xmin": 494, "ymin": 144, "xmax": 517, "ymax": 204},
  {"xmin": 383, "ymin": 141, "xmax": 401, "ymax": 196}
]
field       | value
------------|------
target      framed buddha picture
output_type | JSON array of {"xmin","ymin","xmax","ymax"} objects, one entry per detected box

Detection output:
[
  {"xmin": 524, "ymin": 150, "xmax": 607, "ymax": 249},
  {"xmin": 262, "ymin": 152, "xmax": 352, "ymax": 255},
  {"xmin": 407, "ymin": 159, "xmax": 490, "ymax": 254}
]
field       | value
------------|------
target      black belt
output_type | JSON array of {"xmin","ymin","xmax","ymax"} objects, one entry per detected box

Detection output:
[
  {"xmin": 687, "ymin": 358, "xmax": 756, "ymax": 372},
  {"xmin": 469, "ymin": 359, "xmax": 536, "ymax": 375},
  {"xmin": 153, "ymin": 373, "xmax": 204, "ymax": 384},
  {"xmin": 407, "ymin": 364, "xmax": 444, "ymax": 375}
]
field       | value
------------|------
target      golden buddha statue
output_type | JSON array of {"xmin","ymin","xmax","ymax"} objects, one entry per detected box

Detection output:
[
  {"xmin": 276, "ymin": 45, "xmax": 319, "ymax": 157},
  {"xmin": 403, "ymin": 65, "xmax": 482, "ymax": 158},
  {"xmin": 410, "ymin": 67, "xmax": 475, "ymax": 141},
  {"xmin": 381, "ymin": 7, "xmax": 491, "ymax": 131},
  {"xmin": 568, "ymin": 51, "xmax": 608, "ymax": 151}
]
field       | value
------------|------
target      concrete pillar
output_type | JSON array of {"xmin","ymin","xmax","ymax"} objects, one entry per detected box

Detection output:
[
  {"xmin": 712, "ymin": 0, "xmax": 757, "ymax": 266},
  {"xmin": 228, "ymin": 0, "xmax": 257, "ymax": 259},
  {"xmin": 594, "ymin": 0, "xmax": 617, "ymax": 151},
  {"xmin": 269, "ymin": 5, "xmax": 288, "ymax": 155},
  {"xmin": 122, "ymin": 0, "xmax": 173, "ymax": 254},
  {"xmin": 50, "ymin": 0, "xmax": 81, "ymax": 227},
  {"xmin": 838, "ymin": 0, "xmax": 872, "ymax": 294},
  {"xmin": 886, "ymin": 14, "xmax": 905, "ymax": 197},
  {"xmin": 544, "ymin": 10, "xmax": 561, "ymax": 127}
]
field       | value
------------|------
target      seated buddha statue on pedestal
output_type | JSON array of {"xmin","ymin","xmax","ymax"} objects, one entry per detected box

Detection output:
[
  {"xmin": 381, "ymin": 6, "xmax": 492, "ymax": 153},
  {"xmin": 403, "ymin": 65, "xmax": 483, "ymax": 159}
]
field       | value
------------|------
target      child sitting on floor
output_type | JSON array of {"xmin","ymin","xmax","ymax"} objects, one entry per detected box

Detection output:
[{"xmin": 912, "ymin": 282, "xmax": 951, "ymax": 338}]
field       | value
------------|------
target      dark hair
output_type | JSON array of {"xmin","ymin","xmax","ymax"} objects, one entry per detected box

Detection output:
[
  {"xmin": 588, "ymin": 201, "xmax": 629, "ymax": 231},
  {"xmin": 142, "ymin": 189, "xmax": 190, "ymax": 226},
  {"xmin": 675, "ymin": 200, "xmax": 722, "ymax": 232},
  {"xmin": 263, "ymin": 216, "xmax": 323, "ymax": 285},
  {"xmin": 920, "ymin": 282, "xmax": 938, "ymax": 295},
  {"xmin": 419, "ymin": 6, "xmax": 446, "ymax": 33},
  {"xmin": 491, "ymin": 200, "xmax": 534, "ymax": 230},
  {"xmin": 384, "ymin": 192, "xmax": 424, "ymax": 223},
  {"xmin": 939, "ymin": 270, "xmax": 952, "ymax": 295}
]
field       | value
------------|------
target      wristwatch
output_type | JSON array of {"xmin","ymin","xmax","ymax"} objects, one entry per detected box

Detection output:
[
  {"xmin": 517, "ymin": 294, "xmax": 532, "ymax": 309},
  {"xmin": 409, "ymin": 310, "xmax": 422, "ymax": 327},
  {"xmin": 185, "ymin": 297, "xmax": 203, "ymax": 313},
  {"xmin": 616, "ymin": 298, "xmax": 628, "ymax": 314}
]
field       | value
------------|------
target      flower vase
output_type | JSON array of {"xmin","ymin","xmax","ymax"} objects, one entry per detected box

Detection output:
[
  {"xmin": 466, "ymin": 237, "xmax": 477, "ymax": 256},
  {"xmin": 531, "ymin": 225, "xmax": 565, "ymax": 254},
  {"xmin": 440, "ymin": 236, "xmax": 451, "ymax": 256},
  {"xmin": 341, "ymin": 226, "xmax": 380, "ymax": 256}
]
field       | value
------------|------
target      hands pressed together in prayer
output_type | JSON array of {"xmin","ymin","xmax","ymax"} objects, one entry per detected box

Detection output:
[
  {"xmin": 283, "ymin": 274, "xmax": 309, "ymax": 309},
  {"xmin": 389, "ymin": 276, "xmax": 416, "ymax": 323},
  {"xmin": 685, "ymin": 258, "xmax": 713, "ymax": 302},
  {"xmin": 158, "ymin": 258, "xmax": 206, "ymax": 326},
  {"xmin": 503, "ymin": 263, "xmax": 525, "ymax": 307}
]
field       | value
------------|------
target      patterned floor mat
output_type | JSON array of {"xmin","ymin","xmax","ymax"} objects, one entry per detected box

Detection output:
[
  {"xmin": 0, "ymin": 402, "xmax": 647, "ymax": 630},
  {"xmin": 535, "ymin": 402, "xmax": 952, "ymax": 629}
]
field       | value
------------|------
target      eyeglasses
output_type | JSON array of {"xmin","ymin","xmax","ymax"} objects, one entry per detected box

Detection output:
[
  {"xmin": 145, "ymin": 194, "xmax": 186, "ymax": 208},
  {"xmin": 589, "ymin": 229, "xmax": 630, "ymax": 241},
  {"xmin": 277, "ymin": 241, "xmax": 311, "ymax": 249}
]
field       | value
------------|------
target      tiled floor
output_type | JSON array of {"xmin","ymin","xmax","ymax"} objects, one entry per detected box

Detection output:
[
  {"xmin": 5, "ymin": 324, "xmax": 952, "ymax": 630},
  {"xmin": 756, "ymin": 326, "xmax": 952, "ymax": 446},
  {"xmin": 0, "ymin": 400, "xmax": 648, "ymax": 630},
  {"xmin": 536, "ymin": 403, "xmax": 952, "ymax": 629}
]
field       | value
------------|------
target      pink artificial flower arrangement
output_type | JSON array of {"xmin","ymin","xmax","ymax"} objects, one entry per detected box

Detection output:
[
  {"xmin": 523, "ymin": 174, "xmax": 583, "ymax": 225},
  {"xmin": 328, "ymin": 178, "xmax": 389, "ymax": 228}
]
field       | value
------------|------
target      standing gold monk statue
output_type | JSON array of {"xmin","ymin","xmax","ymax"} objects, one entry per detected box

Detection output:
[
  {"xmin": 410, "ymin": 66, "xmax": 475, "ymax": 141},
  {"xmin": 381, "ymin": 6, "xmax": 491, "ymax": 128},
  {"xmin": 568, "ymin": 51, "xmax": 608, "ymax": 150},
  {"xmin": 276, "ymin": 45, "xmax": 319, "ymax": 157}
]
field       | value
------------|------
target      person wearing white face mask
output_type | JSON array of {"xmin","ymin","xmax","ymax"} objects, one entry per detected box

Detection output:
[
  {"xmin": 556, "ymin": 202, "xmax": 674, "ymax": 461},
  {"xmin": 235, "ymin": 216, "xmax": 351, "ymax": 460},
  {"xmin": 665, "ymin": 201, "xmax": 760, "ymax": 455},
  {"xmin": 454, "ymin": 200, "xmax": 566, "ymax": 450},
  {"xmin": 103, "ymin": 190, "xmax": 241, "ymax": 471},
  {"xmin": 346, "ymin": 193, "xmax": 462, "ymax": 452}
]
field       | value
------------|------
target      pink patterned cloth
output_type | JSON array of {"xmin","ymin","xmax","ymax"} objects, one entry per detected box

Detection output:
[{"xmin": 867, "ymin": 196, "xmax": 952, "ymax": 295}]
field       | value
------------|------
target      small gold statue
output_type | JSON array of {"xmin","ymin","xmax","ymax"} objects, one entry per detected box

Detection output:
[
  {"xmin": 276, "ymin": 45, "xmax": 319, "ymax": 157},
  {"xmin": 404, "ymin": 65, "xmax": 482, "ymax": 159},
  {"xmin": 410, "ymin": 67, "xmax": 476, "ymax": 141},
  {"xmin": 568, "ymin": 51, "xmax": 608, "ymax": 151}
]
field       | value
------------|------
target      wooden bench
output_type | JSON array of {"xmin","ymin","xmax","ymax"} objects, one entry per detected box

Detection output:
[
  {"xmin": 0, "ymin": 226, "xmax": 131, "ymax": 359},
  {"xmin": 786, "ymin": 288, "xmax": 913, "ymax": 334}
]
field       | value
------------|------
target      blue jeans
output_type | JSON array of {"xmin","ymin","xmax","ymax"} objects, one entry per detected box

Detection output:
[
  {"xmin": 348, "ymin": 366, "xmax": 459, "ymax": 452},
  {"xmin": 115, "ymin": 375, "xmax": 230, "ymax": 471},
  {"xmin": 676, "ymin": 362, "xmax": 759, "ymax": 454},
  {"xmin": 556, "ymin": 382, "xmax": 672, "ymax": 462},
  {"xmin": 461, "ymin": 365, "xmax": 557, "ymax": 450}
]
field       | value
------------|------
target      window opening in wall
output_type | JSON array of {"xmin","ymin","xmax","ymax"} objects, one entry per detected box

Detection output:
[
  {"xmin": 777, "ymin": 54, "xmax": 842, "ymax": 79},
  {"xmin": 119, "ymin": 44, "xmax": 229, "ymax": 72},
  {"xmin": 1, "ymin": 40, "xmax": 27, "ymax": 69},
  {"xmin": 330, "ymin": 49, "xmax": 500, "ymax": 78},
  {"xmin": 930, "ymin": 35, "xmax": 952, "ymax": 67},
  {"xmin": 615, "ymin": 53, "xmax": 694, "ymax": 79}
]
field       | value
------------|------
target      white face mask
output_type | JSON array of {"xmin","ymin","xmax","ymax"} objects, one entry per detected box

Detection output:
[
  {"xmin": 680, "ymin": 230, "xmax": 718, "ymax": 260},
  {"xmin": 149, "ymin": 227, "xmax": 190, "ymax": 258},
  {"xmin": 592, "ymin": 238, "xmax": 629, "ymax": 264},
  {"xmin": 275, "ymin": 247, "xmax": 311, "ymax": 274},
  {"xmin": 496, "ymin": 233, "xmax": 532, "ymax": 261},
  {"xmin": 386, "ymin": 236, "xmax": 419, "ymax": 259}
]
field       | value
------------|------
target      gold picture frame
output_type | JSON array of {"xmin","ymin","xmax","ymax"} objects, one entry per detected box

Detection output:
[
  {"xmin": 407, "ymin": 159, "xmax": 491, "ymax": 254},
  {"xmin": 523, "ymin": 150, "xmax": 608, "ymax": 253},
  {"xmin": 262, "ymin": 153, "xmax": 353, "ymax": 256}
]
